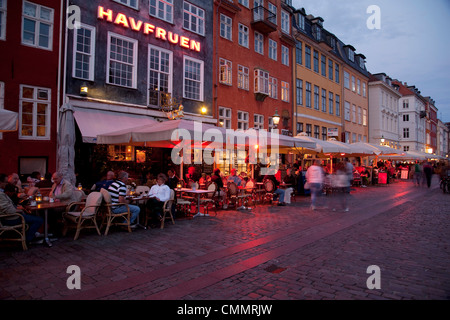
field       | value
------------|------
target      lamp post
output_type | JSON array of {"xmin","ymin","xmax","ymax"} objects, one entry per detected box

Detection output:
[{"xmin": 272, "ymin": 110, "xmax": 281, "ymax": 129}]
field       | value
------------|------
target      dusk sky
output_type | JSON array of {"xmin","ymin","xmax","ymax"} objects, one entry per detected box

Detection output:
[{"xmin": 292, "ymin": 0, "xmax": 450, "ymax": 123}]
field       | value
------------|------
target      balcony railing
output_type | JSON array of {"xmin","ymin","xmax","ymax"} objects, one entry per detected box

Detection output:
[{"xmin": 251, "ymin": 6, "xmax": 277, "ymax": 34}]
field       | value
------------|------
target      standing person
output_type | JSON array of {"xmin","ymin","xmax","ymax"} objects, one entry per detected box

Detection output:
[
  {"xmin": 107, "ymin": 171, "xmax": 140, "ymax": 227},
  {"xmin": 331, "ymin": 162, "xmax": 350, "ymax": 212},
  {"xmin": 305, "ymin": 159, "xmax": 325, "ymax": 210},
  {"xmin": 413, "ymin": 161, "xmax": 422, "ymax": 186},
  {"xmin": 167, "ymin": 168, "xmax": 180, "ymax": 190},
  {"xmin": 423, "ymin": 162, "xmax": 433, "ymax": 188}
]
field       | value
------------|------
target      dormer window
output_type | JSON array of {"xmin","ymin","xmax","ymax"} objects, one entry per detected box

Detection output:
[
  {"xmin": 296, "ymin": 13, "xmax": 305, "ymax": 30},
  {"xmin": 348, "ymin": 49, "xmax": 354, "ymax": 62},
  {"xmin": 359, "ymin": 56, "xmax": 365, "ymax": 69},
  {"xmin": 330, "ymin": 37, "xmax": 336, "ymax": 50},
  {"xmin": 313, "ymin": 24, "xmax": 321, "ymax": 41}
]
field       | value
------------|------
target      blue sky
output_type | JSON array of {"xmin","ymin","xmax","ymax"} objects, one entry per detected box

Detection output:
[{"xmin": 292, "ymin": 0, "xmax": 450, "ymax": 123}]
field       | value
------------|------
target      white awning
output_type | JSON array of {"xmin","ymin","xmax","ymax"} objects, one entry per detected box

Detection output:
[
  {"xmin": 73, "ymin": 108, "xmax": 158, "ymax": 143},
  {"xmin": 0, "ymin": 109, "xmax": 18, "ymax": 132}
]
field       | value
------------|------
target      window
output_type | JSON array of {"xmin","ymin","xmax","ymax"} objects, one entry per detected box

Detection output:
[
  {"xmin": 352, "ymin": 104, "xmax": 356, "ymax": 123},
  {"xmin": 268, "ymin": 117, "xmax": 275, "ymax": 132},
  {"xmin": 328, "ymin": 92, "xmax": 334, "ymax": 114},
  {"xmin": 107, "ymin": 33, "xmax": 137, "ymax": 88},
  {"xmin": 238, "ymin": 0, "xmax": 249, "ymax": 7},
  {"xmin": 254, "ymin": 114, "xmax": 264, "ymax": 129},
  {"xmin": 403, "ymin": 128, "xmax": 410, "ymax": 139},
  {"xmin": 403, "ymin": 99, "xmax": 409, "ymax": 109},
  {"xmin": 348, "ymin": 48, "xmax": 354, "ymax": 62},
  {"xmin": 254, "ymin": 69, "xmax": 269, "ymax": 95},
  {"xmin": 0, "ymin": 0, "xmax": 6, "ymax": 40},
  {"xmin": 297, "ymin": 122, "xmax": 303, "ymax": 134},
  {"xmin": 314, "ymin": 125, "xmax": 320, "ymax": 139},
  {"xmin": 220, "ymin": 14, "xmax": 232, "ymax": 40},
  {"xmin": 149, "ymin": 0, "xmax": 173, "ymax": 23},
  {"xmin": 269, "ymin": 39, "xmax": 277, "ymax": 60},
  {"xmin": 305, "ymin": 45, "xmax": 311, "ymax": 69},
  {"xmin": 358, "ymin": 107, "xmax": 362, "ymax": 124},
  {"xmin": 344, "ymin": 101, "xmax": 350, "ymax": 121},
  {"xmin": 404, "ymin": 146, "xmax": 410, "ymax": 152},
  {"xmin": 219, "ymin": 106, "xmax": 231, "ymax": 129},
  {"xmin": 281, "ymin": 81, "xmax": 289, "ymax": 102},
  {"xmin": 183, "ymin": 1, "xmax": 205, "ymax": 36},
  {"xmin": 281, "ymin": 45, "xmax": 289, "ymax": 66},
  {"xmin": 352, "ymin": 133, "xmax": 356, "ymax": 143},
  {"xmin": 363, "ymin": 82, "xmax": 367, "ymax": 97},
  {"xmin": 322, "ymin": 127, "xmax": 327, "ymax": 141},
  {"xmin": 114, "ymin": 0, "xmax": 138, "ymax": 9},
  {"xmin": 148, "ymin": 45, "xmax": 172, "ymax": 105},
  {"xmin": 363, "ymin": 108, "xmax": 367, "ymax": 126},
  {"xmin": 357, "ymin": 79, "xmax": 361, "ymax": 95},
  {"xmin": 321, "ymin": 89, "xmax": 326, "ymax": 112},
  {"xmin": 238, "ymin": 24, "xmax": 249, "ymax": 48},
  {"xmin": 183, "ymin": 56, "xmax": 204, "ymax": 101},
  {"xmin": 296, "ymin": 79, "xmax": 303, "ymax": 106},
  {"xmin": 335, "ymin": 95, "xmax": 340, "ymax": 116},
  {"xmin": 254, "ymin": 31, "xmax": 263, "ymax": 55},
  {"xmin": 109, "ymin": 145, "xmax": 135, "ymax": 162},
  {"xmin": 281, "ymin": 10, "xmax": 290, "ymax": 34},
  {"xmin": 238, "ymin": 65, "xmax": 249, "ymax": 90},
  {"xmin": 268, "ymin": 76, "xmax": 277, "ymax": 99},
  {"xmin": 321, "ymin": 55, "xmax": 326, "ymax": 77},
  {"xmin": 295, "ymin": 41, "xmax": 302, "ymax": 65},
  {"xmin": 305, "ymin": 82, "xmax": 311, "ymax": 108},
  {"xmin": 219, "ymin": 58, "xmax": 232, "ymax": 86},
  {"xmin": 306, "ymin": 124, "xmax": 312, "ymax": 137},
  {"xmin": 344, "ymin": 71, "xmax": 350, "ymax": 89},
  {"xmin": 314, "ymin": 85, "xmax": 319, "ymax": 110},
  {"xmin": 313, "ymin": 50, "xmax": 319, "ymax": 73},
  {"xmin": 403, "ymin": 114, "xmax": 409, "ymax": 122},
  {"xmin": 73, "ymin": 24, "xmax": 95, "ymax": 81},
  {"xmin": 268, "ymin": 2, "xmax": 277, "ymax": 25},
  {"xmin": 19, "ymin": 85, "xmax": 51, "ymax": 139},
  {"xmin": 351, "ymin": 76, "xmax": 356, "ymax": 92},
  {"xmin": 328, "ymin": 59, "xmax": 333, "ymax": 81},
  {"xmin": 335, "ymin": 63, "xmax": 340, "ymax": 83},
  {"xmin": 237, "ymin": 111, "xmax": 249, "ymax": 130},
  {"xmin": 22, "ymin": 1, "xmax": 54, "ymax": 50},
  {"xmin": 297, "ymin": 13, "xmax": 305, "ymax": 30}
]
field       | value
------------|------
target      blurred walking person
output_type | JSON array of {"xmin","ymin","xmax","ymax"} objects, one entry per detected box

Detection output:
[
  {"xmin": 423, "ymin": 162, "xmax": 433, "ymax": 188},
  {"xmin": 306, "ymin": 159, "xmax": 324, "ymax": 211},
  {"xmin": 331, "ymin": 162, "xmax": 350, "ymax": 212}
]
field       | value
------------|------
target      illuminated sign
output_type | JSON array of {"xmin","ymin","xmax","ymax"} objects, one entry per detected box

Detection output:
[{"xmin": 97, "ymin": 6, "xmax": 201, "ymax": 52}]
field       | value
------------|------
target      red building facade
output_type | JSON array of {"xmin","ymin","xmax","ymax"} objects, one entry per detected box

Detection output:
[
  {"xmin": 213, "ymin": 0, "xmax": 295, "ymax": 135},
  {"xmin": 0, "ymin": 0, "xmax": 63, "ymax": 177}
]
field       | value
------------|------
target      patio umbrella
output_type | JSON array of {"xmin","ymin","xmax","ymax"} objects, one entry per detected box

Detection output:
[
  {"xmin": 57, "ymin": 104, "xmax": 76, "ymax": 186},
  {"xmin": 294, "ymin": 133, "xmax": 352, "ymax": 154},
  {"xmin": 0, "ymin": 109, "xmax": 18, "ymax": 132}
]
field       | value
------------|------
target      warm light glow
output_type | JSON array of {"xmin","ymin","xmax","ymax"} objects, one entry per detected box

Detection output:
[
  {"xmin": 80, "ymin": 83, "xmax": 88, "ymax": 96},
  {"xmin": 272, "ymin": 110, "xmax": 281, "ymax": 126},
  {"xmin": 98, "ymin": 6, "xmax": 201, "ymax": 52},
  {"xmin": 426, "ymin": 148, "xmax": 433, "ymax": 154},
  {"xmin": 254, "ymin": 144, "xmax": 259, "ymax": 150},
  {"xmin": 201, "ymin": 107, "xmax": 207, "ymax": 114},
  {"xmin": 340, "ymin": 153, "xmax": 346, "ymax": 156}
]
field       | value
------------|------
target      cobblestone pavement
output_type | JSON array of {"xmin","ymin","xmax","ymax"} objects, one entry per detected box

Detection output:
[{"xmin": 1, "ymin": 176, "xmax": 449, "ymax": 300}]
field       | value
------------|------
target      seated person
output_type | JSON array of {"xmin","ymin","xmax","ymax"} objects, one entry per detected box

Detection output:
[
  {"xmin": 146, "ymin": 174, "xmax": 171, "ymax": 222},
  {"xmin": 227, "ymin": 168, "xmax": 242, "ymax": 187},
  {"xmin": 264, "ymin": 170, "xmax": 287, "ymax": 206},
  {"xmin": 92, "ymin": 171, "xmax": 115, "ymax": 191},
  {"xmin": 8, "ymin": 173, "xmax": 24, "ymax": 196},
  {"xmin": 211, "ymin": 169, "xmax": 228, "ymax": 209},
  {"xmin": 0, "ymin": 177, "xmax": 43, "ymax": 244},
  {"xmin": 166, "ymin": 168, "xmax": 180, "ymax": 190},
  {"xmin": 108, "ymin": 171, "xmax": 140, "ymax": 226},
  {"xmin": 199, "ymin": 173, "xmax": 208, "ymax": 186},
  {"xmin": 185, "ymin": 166, "xmax": 200, "ymax": 183},
  {"xmin": 49, "ymin": 172, "xmax": 77, "ymax": 202}
]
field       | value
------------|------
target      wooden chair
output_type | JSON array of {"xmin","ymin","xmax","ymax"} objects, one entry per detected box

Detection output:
[
  {"xmin": 199, "ymin": 182, "xmax": 219, "ymax": 216},
  {"xmin": 160, "ymin": 189, "xmax": 175, "ymax": 229},
  {"xmin": 100, "ymin": 188, "xmax": 132, "ymax": 236},
  {"xmin": 243, "ymin": 179, "xmax": 257, "ymax": 207},
  {"xmin": 0, "ymin": 213, "xmax": 27, "ymax": 251},
  {"xmin": 226, "ymin": 181, "xmax": 248, "ymax": 208},
  {"xmin": 62, "ymin": 192, "xmax": 103, "ymax": 240}
]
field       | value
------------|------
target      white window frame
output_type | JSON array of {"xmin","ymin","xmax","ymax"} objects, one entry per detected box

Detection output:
[
  {"xmin": 107, "ymin": 32, "xmax": 138, "ymax": 88},
  {"xmin": 239, "ymin": 0, "xmax": 249, "ymax": 8},
  {"xmin": 183, "ymin": 55, "xmax": 204, "ymax": 101},
  {"xmin": 254, "ymin": 31, "xmax": 264, "ymax": 55},
  {"xmin": 281, "ymin": 45, "xmax": 289, "ymax": 66},
  {"xmin": 72, "ymin": 23, "xmax": 95, "ymax": 81},
  {"xmin": 328, "ymin": 92, "xmax": 334, "ymax": 114},
  {"xmin": 344, "ymin": 71, "xmax": 350, "ymax": 89},
  {"xmin": 281, "ymin": 81, "xmax": 289, "ymax": 102},
  {"xmin": 363, "ymin": 82, "xmax": 367, "ymax": 97},
  {"xmin": 254, "ymin": 69, "xmax": 269, "ymax": 95},
  {"xmin": 403, "ymin": 127, "xmax": 410, "ymax": 139},
  {"xmin": 19, "ymin": 85, "xmax": 51, "ymax": 140},
  {"xmin": 268, "ymin": 39, "xmax": 277, "ymax": 61},
  {"xmin": 220, "ymin": 13, "xmax": 232, "ymax": 41},
  {"xmin": 114, "ymin": 0, "xmax": 138, "ymax": 10},
  {"xmin": 321, "ymin": 88, "xmax": 326, "ymax": 112},
  {"xmin": 0, "ymin": 0, "xmax": 6, "ymax": 40},
  {"xmin": 237, "ymin": 111, "xmax": 249, "ymax": 130},
  {"xmin": 344, "ymin": 101, "xmax": 350, "ymax": 121},
  {"xmin": 314, "ymin": 85, "xmax": 319, "ymax": 110},
  {"xmin": 148, "ymin": 44, "xmax": 173, "ymax": 104},
  {"xmin": 238, "ymin": 23, "xmax": 249, "ymax": 48},
  {"xmin": 22, "ymin": 0, "xmax": 54, "ymax": 50},
  {"xmin": 219, "ymin": 106, "xmax": 232, "ymax": 129},
  {"xmin": 183, "ymin": 1, "xmax": 205, "ymax": 36},
  {"xmin": 357, "ymin": 79, "xmax": 361, "ymax": 95},
  {"xmin": 268, "ymin": 2, "xmax": 277, "ymax": 25},
  {"xmin": 281, "ymin": 9, "xmax": 290, "ymax": 34},
  {"xmin": 254, "ymin": 114, "xmax": 264, "ymax": 129},
  {"xmin": 363, "ymin": 109, "xmax": 367, "ymax": 126},
  {"xmin": 238, "ymin": 65, "xmax": 249, "ymax": 91},
  {"xmin": 351, "ymin": 76, "xmax": 356, "ymax": 92},
  {"xmin": 219, "ymin": 58, "xmax": 232, "ymax": 86},
  {"xmin": 149, "ymin": 0, "xmax": 173, "ymax": 23},
  {"xmin": 268, "ymin": 76, "xmax": 277, "ymax": 99},
  {"xmin": 358, "ymin": 106, "xmax": 362, "ymax": 124},
  {"xmin": 352, "ymin": 104, "xmax": 356, "ymax": 123}
]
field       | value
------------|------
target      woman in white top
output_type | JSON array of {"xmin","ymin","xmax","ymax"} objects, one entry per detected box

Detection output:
[
  {"xmin": 146, "ymin": 174, "xmax": 171, "ymax": 221},
  {"xmin": 306, "ymin": 160, "xmax": 325, "ymax": 210}
]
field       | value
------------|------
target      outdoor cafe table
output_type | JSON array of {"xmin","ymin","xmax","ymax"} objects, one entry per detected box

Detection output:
[
  {"xmin": 176, "ymin": 188, "xmax": 215, "ymax": 218},
  {"xmin": 24, "ymin": 200, "xmax": 71, "ymax": 247}
]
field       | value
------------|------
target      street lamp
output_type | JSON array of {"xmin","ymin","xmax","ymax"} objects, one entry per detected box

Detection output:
[
  {"xmin": 80, "ymin": 82, "xmax": 88, "ymax": 96},
  {"xmin": 380, "ymin": 135, "xmax": 385, "ymax": 145},
  {"xmin": 272, "ymin": 110, "xmax": 281, "ymax": 128}
]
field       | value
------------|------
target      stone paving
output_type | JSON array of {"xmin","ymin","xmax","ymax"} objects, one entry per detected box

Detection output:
[{"xmin": 0, "ymin": 176, "xmax": 449, "ymax": 300}]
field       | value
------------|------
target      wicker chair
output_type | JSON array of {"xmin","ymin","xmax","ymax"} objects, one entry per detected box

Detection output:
[
  {"xmin": 160, "ymin": 189, "xmax": 175, "ymax": 229},
  {"xmin": 199, "ymin": 182, "xmax": 219, "ymax": 216},
  {"xmin": 0, "ymin": 213, "xmax": 27, "ymax": 251},
  {"xmin": 100, "ymin": 188, "xmax": 132, "ymax": 236},
  {"xmin": 62, "ymin": 192, "xmax": 103, "ymax": 240},
  {"xmin": 263, "ymin": 179, "xmax": 276, "ymax": 204}
]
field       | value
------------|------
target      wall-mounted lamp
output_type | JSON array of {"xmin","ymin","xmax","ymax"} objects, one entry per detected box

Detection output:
[
  {"xmin": 201, "ymin": 106, "xmax": 207, "ymax": 115},
  {"xmin": 272, "ymin": 110, "xmax": 281, "ymax": 127},
  {"xmin": 380, "ymin": 135, "xmax": 385, "ymax": 145},
  {"xmin": 80, "ymin": 82, "xmax": 88, "ymax": 96}
]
